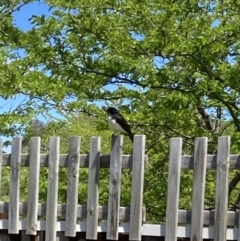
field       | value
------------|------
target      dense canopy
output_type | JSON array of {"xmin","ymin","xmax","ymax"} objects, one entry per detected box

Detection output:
[{"xmin": 1, "ymin": 0, "xmax": 240, "ymax": 221}]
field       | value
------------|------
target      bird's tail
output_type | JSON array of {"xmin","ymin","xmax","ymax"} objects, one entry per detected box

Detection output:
[{"xmin": 129, "ymin": 132, "xmax": 134, "ymax": 142}]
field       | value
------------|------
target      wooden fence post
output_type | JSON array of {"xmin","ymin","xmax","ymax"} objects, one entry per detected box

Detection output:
[
  {"xmin": 214, "ymin": 136, "xmax": 230, "ymax": 241},
  {"xmin": 190, "ymin": 137, "xmax": 207, "ymax": 241},
  {"xmin": 107, "ymin": 135, "xmax": 123, "ymax": 240},
  {"xmin": 27, "ymin": 137, "xmax": 41, "ymax": 236},
  {"xmin": 9, "ymin": 137, "xmax": 22, "ymax": 234},
  {"xmin": 45, "ymin": 137, "xmax": 60, "ymax": 241},
  {"xmin": 65, "ymin": 136, "xmax": 81, "ymax": 237},
  {"xmin": 129, "ymin": 135, "xmax": 146, "ymax": 241},
  {"xmin": 86, "ymin": 137, "xmax": 101, "ymax": 240},
  {"xmin": 165, "ymin": 138, "xmax": 182, "ymax": 241}
]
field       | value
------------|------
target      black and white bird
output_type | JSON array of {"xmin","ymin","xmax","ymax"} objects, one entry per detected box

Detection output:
[{"xmin": 102, "ymin": 106, "xmax": 134, "ymax": 142}]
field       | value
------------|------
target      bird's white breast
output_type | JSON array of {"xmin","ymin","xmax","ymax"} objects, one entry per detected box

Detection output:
[{"xmin": 108, "ymin": 116, "xmax": 127, "ymax": 134}]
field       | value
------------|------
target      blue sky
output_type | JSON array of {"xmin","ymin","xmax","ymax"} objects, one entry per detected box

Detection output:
[
  {"xmin": 1, "ymin": 1, "xmax": 51, "ymax": 152},
  {"xmin": 13, "ymin": 1, "xmax": 50, "ymax": 31},
  {"xmin": 1, "ymin": 1, "xmax": 51, "ymax": 112}
]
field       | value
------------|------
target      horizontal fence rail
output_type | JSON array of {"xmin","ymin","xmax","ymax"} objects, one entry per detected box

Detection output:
[
  {"xmin": 0, "ymin": 153, "xmax": 148, "ymax": 168},
  {"xmin": 4, "ymin": 151, "xmax": 240, "ymax": 170},
  {"xmin": 0, "ymin": 202, "xmax": 146, "ymax": 221}
]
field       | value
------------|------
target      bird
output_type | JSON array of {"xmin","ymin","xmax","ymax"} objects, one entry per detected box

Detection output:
[{"xmin": 102, "ymin": 106, "xmax": 134, "ymax": 142}]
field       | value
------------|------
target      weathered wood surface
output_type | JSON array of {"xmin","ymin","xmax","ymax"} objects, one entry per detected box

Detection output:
[
  {"xmin": 181, "ymin": 154, "xmax": 239, "ymax": 169},
  {"xmin": 214, "ymin": 136, "xmax": 230, "ymax": 241},
  {"xmin": 3, "ymin": 150, "xmax": 240, "ymax": 170},
  {"xmin": 141, "ymin": 224, "xmax": 239, "ymax": 240},
  {"xmin": 190, "ymin": 137, "xmax": 207, "ymax": 241},
  {"xmin": 1, "ymin": 134, "xmax": 240, "ymax": 239},
  {"xmin": 165, "ymin": 138, "xmax": 182, "ymax": 241},
  {"xmin": 0, "ymin": 202, "xmax": 146, "ymax": 221},
  {"xmin": 1, "ymin": 153, "xmax": 148, "ymax": 168},
  {"xmin": 45, "ymin": 137, "xmax": 60, "ymax": 241},
  {"xmin": 86, "ymin": 137, "xmax": 100, "ymax": 240},
  {"xmin": 27, "ymin": 137, "xmax": 41, "ymax": 235},
  {"xmin": 5, "ymin": 149, "xmax": 240, "ymax": 170},
  {"xmin": 107, "ymin": 136, "xmax": 123, "ymax": 240},
  {"xmin": 178, "ymin": 209, "xmax": 240, "ymax": 227},
  {"xmin": 129, "ymin": 135, "xmax": 146, "ymax": 241},
  {"xmin": 65, "ymin": 137, "xmax": 81, "ymax": 237},
  {"xmin": 8, "ymin": 137, "xmax": 22, "ymax": 234}
]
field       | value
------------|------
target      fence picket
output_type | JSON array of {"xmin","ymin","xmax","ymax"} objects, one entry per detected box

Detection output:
[
  {"xmin": 45, "ymin": 137, "xmax": 60, "ymax": 241},
  {"xmin": 8, "ymin": 137, "xmax": 22, "ymax": 234},
  {"xmin": 65, "ymin": 136, "xmax": 81, "ymax": 237},
  {"xmin": 107, "ymin": 135, "xmax": 123, "ymax": 240},
  {"xmin": 86, "ymin": 137, "xmax": 101, "ymax": 240},
  {"xmin": 129, "ymin": 135, "xmax": 146, "ymax": 241},
  {"xmin": 214, "ymin": 136, "xmax": 230, "ymax": 241},
  {"xmin": 27, "ymin": 137, "xmax": 41, "ymax": 235},
  {"xmin": 190, "ymin": 137, "xmax": 208, "ymax": 241},
  {"xmin": 165, "ymin": 138, "xmax": 182, "ymax": 241}
]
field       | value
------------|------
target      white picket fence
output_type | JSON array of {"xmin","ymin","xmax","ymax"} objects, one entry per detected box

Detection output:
[{"xmin": 0, "ymin": 135, "xmax": 240, "ymax": 240}]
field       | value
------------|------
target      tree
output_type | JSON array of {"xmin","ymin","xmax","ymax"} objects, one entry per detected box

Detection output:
[
  {"xmin": 2, "ymin": 0, "xmax": 240, "ymax": 221},
  {"xmin": 0, "ymin": 0, "xmax": 44, "ymax": 139}
]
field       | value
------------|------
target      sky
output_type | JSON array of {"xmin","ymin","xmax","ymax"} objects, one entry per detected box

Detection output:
[
  {"xmin": 13, "ymin": 1, "xmax": 51, "ymax": 31},
  {"xmin": 1, "ymin": 1, "xmax": 52, "ymax": 152}
]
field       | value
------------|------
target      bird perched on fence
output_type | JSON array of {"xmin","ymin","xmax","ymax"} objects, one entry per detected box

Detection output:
[{"xmin": 102, "ymin": 106, "xmax": 134, "ymax": 142}]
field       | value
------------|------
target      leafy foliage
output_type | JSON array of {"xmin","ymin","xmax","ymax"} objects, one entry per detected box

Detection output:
[{"xmin": 1, "ymin": 0, "xmax": 240, "ymax": 222}]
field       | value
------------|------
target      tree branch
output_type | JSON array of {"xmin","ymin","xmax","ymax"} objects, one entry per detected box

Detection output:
[{"xmin": 197, "ymin": 106, "xmax": 213, "ymax": 131}]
